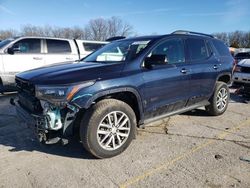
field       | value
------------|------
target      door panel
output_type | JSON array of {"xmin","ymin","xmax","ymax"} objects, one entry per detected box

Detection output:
[
  {"xmin": 142, "ymin": 64, "xmax": 190, "ymax": 118},
  {"xmin": 44, "ymin": 39, "xmax": 78, "ymax": 65},
  {"xmin": 2, "ymin": 39, "xmax": 44, "ymax": 84},
  {"xmin": 186, "ymin": 38, "xmax": 218, "ymax": 105},
  {"xmin": 188, "ymin": 58, "xmax": 219, "ymax": 104},
  {"xmin": 142, "ymin": 38, "xmax": 190, "ymax": 119}
]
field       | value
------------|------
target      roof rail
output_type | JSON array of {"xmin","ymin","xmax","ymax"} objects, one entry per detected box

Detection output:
[
  {"xmin": 106, "ymin": 36, "xmax": 126, "ymax": 42},
  {"xmin": 171, "ymin": 30, "xmax": 214, "ymax": 38}
]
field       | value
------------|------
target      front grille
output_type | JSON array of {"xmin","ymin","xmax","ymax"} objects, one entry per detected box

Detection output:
[
  {"xmin": 16, "ymin": 78, "xmax": 42, "ymax": 113},
  {"xmin": 241, "ymin": 67, "xmax": 250, "ymax": 73},
  {"xmin": 16, "ymin": 78, "xmax": 35, "ymax": 96}
]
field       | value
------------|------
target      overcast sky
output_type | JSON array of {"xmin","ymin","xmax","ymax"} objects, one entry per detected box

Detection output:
[{"xmin": 0, "ymin": 0, "xmax": 249, "ymax": 35}]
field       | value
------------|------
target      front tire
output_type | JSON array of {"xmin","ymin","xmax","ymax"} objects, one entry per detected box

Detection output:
[
  {"xmin": 205, "ymin": 81, "xmax": 230, "ymax": 116},
  {"xmin": 80, "ymin": 99, "xmax": 136, "ymax": 158}
]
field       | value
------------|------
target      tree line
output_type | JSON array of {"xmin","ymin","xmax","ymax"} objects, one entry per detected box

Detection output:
[
  {"xmin": 213, "ymin": 31, "xmax": 250, "ymax": 48},
  {"xmin": 0, "ymin": 16, "xmax": 134, "ymax": 41},
  {"xmin": 1, "ymin": 16, "xmax": 249, "ymax": 48}
]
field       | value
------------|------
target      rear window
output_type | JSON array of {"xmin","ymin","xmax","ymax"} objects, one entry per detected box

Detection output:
[
  {"xmin": 46, "ymin": 39, "xmax": 71, "ymax": 53},
  {"xmin": 186, "ymin": 38, "xmax": 209, "ymax": 61},
  {"xmin": 212, "ymin": 40, "xmax": 231, "ymax": 56},
  {"xmin": 83, "ymin": 42, "xmax": 106, "ymax": 52}
]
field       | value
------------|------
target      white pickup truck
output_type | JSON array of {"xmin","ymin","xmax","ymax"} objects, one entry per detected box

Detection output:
[{"xmin": 0, "ymin": 36, "xmax": 108, "ymax": 91}]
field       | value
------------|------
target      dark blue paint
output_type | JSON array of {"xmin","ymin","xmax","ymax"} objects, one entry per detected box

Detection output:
[{"xmin": 16, "ymin": 34, "xmax": 234, "ymax": 123}]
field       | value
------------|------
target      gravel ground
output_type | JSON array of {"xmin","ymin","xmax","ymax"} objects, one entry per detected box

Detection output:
[{"xmin": 0, "ymin": 90, "xmax": 249, "ymax": 188}]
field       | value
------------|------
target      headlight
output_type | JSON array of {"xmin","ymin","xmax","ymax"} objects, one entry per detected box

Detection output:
[{"xmin": 35, "ymin": 81, "xmax": 95, "ymax": 104}]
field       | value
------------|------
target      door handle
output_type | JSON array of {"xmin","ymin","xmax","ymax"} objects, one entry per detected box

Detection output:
[
  {"xmin": 213, "ymin": 65, "xmax": 218, "ymax": 70},
  {"xmin": 66, "ymin": 57, "xmax": 73, "ymax": 60},
  {"xmin": 33, "ymin": 57, "xmax": 43, "ymax": 60},
  {"xmin": 180, "ymin": 68, "xmax": 188, "ymax": 74}
]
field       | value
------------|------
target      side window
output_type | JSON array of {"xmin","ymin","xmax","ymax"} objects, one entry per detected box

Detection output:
[
  {"xmin": 12, "ymin": 39, "xmax": 41, "ymax": 53},
  {"xmin": 186, "ymin": 38, "xmax": 209, "ymax": 61},
  {"xmin": 83, "ymin": 42, "xmax": 106, "ymax": 52},
  {"xmin": 212, "ymin": 40, "xmax": 231, "ymax": 57},
  {"xmin": 46, "ymin": 39, "xmax": 71, "ymax": 53},
  {"xmin": 150, "ymin": 38, "xmax": 185, "ymax": 64}
]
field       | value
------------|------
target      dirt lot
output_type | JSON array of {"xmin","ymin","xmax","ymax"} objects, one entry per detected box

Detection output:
[{"xmin": 0, "ymin": 91, "xmax": 250, "ymax": 188}]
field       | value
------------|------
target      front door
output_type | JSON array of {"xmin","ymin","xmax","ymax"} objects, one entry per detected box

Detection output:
[
  {"xmin": 142, "ymin": 38, "xmax": 190, "ymax": 119},
  {"xmin": 2, "ymin": 38, "xmax": 44, "ymax": 85}
]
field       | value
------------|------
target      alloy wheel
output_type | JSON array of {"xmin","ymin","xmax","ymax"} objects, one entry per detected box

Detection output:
[{"xmin": 97, "ymin": 111, "xmax": 131, "ymax": 151}]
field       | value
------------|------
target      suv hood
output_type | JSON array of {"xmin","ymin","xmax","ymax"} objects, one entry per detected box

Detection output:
[{"xmin": 16, "ymin": 61, "xmax": 124, "ymax": 85}]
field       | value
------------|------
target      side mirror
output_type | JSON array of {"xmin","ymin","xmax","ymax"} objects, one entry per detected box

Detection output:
[
  {"xmin": 7, "ymin": 47, "xmax": 20, "ymax": 55},
  {"xmin": 144, "ymin": 54, "xmax": 168, "ymax": 68}
]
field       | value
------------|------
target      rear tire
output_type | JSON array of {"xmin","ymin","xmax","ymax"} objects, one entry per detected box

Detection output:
[
  {"xmin": 80, "ymin": 99, "xmax": 136, "ymax": 158},
  {"xmin": 205, "ymin": 81, "xmax": 229, "ymax": 116}
]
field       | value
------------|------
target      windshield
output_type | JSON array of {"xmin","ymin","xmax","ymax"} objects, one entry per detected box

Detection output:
[
  {"xmin": 83, "ymin": 39, "xmax": 151, "ymax": 63},
  {"xmin": 0, "ymin": 38, "xmax": 15, "ymax": 49}
]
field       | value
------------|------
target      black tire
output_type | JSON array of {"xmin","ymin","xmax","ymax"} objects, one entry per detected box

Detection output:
[
  {"xmin": 205, "ymin": 81, "xmax": 230, "ymax": 116},
  {"xmin": 80, "ymin": 99, "xmax": 136, "ymax": 158}
]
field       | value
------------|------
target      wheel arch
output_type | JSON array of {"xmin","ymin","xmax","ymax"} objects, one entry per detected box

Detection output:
[
  {"xmin": 216, "ymin": 73, "xmax": 232, "ymax": 84},
  {"xmin": 85, "ymin": 87, "xmax": 144, "ymax": 125}
]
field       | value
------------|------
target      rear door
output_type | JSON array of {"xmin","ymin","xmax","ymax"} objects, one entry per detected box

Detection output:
[
  {"xmin": 185, "ymin": 37, "xmax": 219, "ymax": 105},
  {"xmin": 142, "ymin": 38, "xmax": 190, "ymax": 119},
  {"xmin": 44, "ymin": 39, "xmax": 78, "ymax": 64},
  {"xmin": 2, "ymin": 38, "xmax": 44, "ymax": 85}
]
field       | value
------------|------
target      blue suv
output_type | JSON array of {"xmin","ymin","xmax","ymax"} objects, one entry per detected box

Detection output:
[{"xmin": 13, "ymin": 31, "xmax": 234, "ymax": 158}]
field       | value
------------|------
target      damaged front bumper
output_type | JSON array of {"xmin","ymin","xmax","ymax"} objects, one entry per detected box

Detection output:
[{"xmin": 10, "ymin": 98, "xmax": 77, "ymax": 145}]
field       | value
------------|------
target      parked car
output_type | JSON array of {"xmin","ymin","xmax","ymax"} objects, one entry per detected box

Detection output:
[
  {"xmin": 0, "ymin": 36, "xmax": 107, "ymax": 91},
  {"xmin": 234, "ymin": 52, "xmax": 250, "ymax": 64},
  {"xmin": 12, "ymin": 31, "xmax": 233, "ymax": 158},
  {"xmin": 233, "ymin": 59, "xmax": 250, "ymax": 91}
]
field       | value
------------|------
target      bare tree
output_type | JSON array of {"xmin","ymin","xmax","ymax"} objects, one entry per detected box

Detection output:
[
  {"xmin": 108, "ymin": 17, "xmax": 133, "ymax": 37},
  {"xmin": 85, "ymin": 16, "xmax": 134, "ymax": 41},
  {"xmin": 228, "ymin": 31, "xmax": 242, "ymax": 48},
  {"xmin": 84, "ymin": 18, "xmax": 108, "ymax": 41},
  {"xmin": 71, "ymin": 26, "xmax": 85, "ymax": 39},
  {"xmin": 21, "ymin": 25, "xmax": 43, "ymax": 36},
  {"xmin": 0, "ymin": 29, "xmax": 18, "ymax": 40},
  {"xmin": 213, "ymin": 31, "xmax": 250, "ymax": 48},
  {"xmin": 247, "ymin": 32, "xmax": 250, "ymax": 48},
  {"xmin": 213, "ymin": 32, "xmax": 228, "ymax": 45},
  {"xmin": 0, "ymin": 17, "xmax": 134, "ymax": 41}
]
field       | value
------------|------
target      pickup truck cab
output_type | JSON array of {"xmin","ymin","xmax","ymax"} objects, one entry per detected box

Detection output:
[
  {"xmin": 0, "ymin": 36, "xmax": 107, "ymax": 91},
  {"xmin": 13, "ymin": 31, "xmax": 234, "ymax": 158}
]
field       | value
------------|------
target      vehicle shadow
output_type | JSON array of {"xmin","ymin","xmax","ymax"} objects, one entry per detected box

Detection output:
[
  {"xmin": 229, "ymin": 87, "xmax": 250, "ymax": 103},
  {"xmin": 0, "ymin": 123, "xmax": 95, "ymax": 160},
  {"xmin": 0, "ymin": 122, "xmax": 95, "ymax": 159},
  {"xmin": 182, "ymin": 90, "xmax": 249, "ymax": 117},
  {"xmin": 0, "ymin": 93, "xmax": 96, "ymax": 160},
  {"xmin": 182, "ymin": 109, "xmax": 210, "ymax": 117}
]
